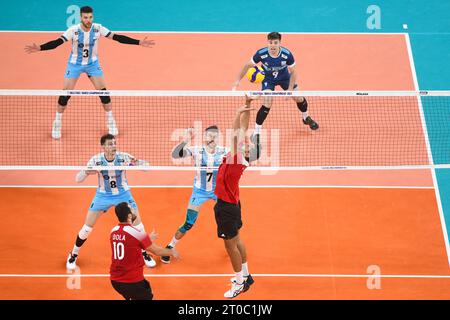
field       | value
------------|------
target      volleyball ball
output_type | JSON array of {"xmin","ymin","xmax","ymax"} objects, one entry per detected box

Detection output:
[{"xmin": 246, "ymin": 65, "xmax": 265, "ymax": 83}]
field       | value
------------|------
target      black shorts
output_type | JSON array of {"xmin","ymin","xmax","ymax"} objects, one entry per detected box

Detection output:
[
  {"xmin": 111, "ymin": 279, "xmax": 153, "ymax": 300},
  {"xmin": 214, "ymin": 199, "xmax": 242, "ymax": 240}
]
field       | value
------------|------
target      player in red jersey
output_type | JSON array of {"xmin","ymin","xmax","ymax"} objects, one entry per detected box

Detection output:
[
  {"xmin": 110, "ymin": 202, "xmax": 179, "ymax": 300},
  {"xmin": 214, "ymin": 95, "xmax": 261, "ymax": 299}
]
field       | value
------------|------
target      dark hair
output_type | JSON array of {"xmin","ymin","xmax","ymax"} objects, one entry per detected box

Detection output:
[
  {"xmin": 205, "ymin": 125, "xmax": 219, "ymax": 132},
  {"xmin": 100, "ymin": 134, "xmax": 115, "ymax": 145},
  {"xmin": 80, "ymin": 6, "xmax": 93, "ymax": 15},
  {"xmin": 115, "ymin": 202, "xmax": 131, "ymax": 222},
  {"xmin": 267, "ymin": 32, "xmax": 281, "ymax": 41}
]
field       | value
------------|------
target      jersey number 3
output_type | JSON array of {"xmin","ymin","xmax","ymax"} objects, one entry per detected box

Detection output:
[{"xmin": 83, "ymin": 49, "xmax": 89, "ymax": 58}]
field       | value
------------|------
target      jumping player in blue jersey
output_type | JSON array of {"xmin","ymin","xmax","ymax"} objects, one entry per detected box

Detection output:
[
  {"xmin": 232, "ymin": 32, "xmax": 319, "ymax": 142},
  {"xmin": 66, "ymin": 134, "xmax": 156, "ymax": 270},
  {"xmin": 24, "ymin": 6, "xmax": 154, "ymax": 139},
  {"xmin": 160, "ymin": 126, "xmax": 229, "ymax": 263}
]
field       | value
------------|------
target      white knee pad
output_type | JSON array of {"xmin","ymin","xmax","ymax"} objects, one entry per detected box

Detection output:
[{"xmin": 78, "ymin": 224, "xmax": 93, "ymax": 240}]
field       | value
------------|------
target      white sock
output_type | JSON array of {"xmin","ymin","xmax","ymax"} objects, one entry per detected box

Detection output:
[
  {"xmin": 235, "ymin": 270, "xmax": 244, "ymax": 285},
  {"xmin": 254, "ymin": 124, "xmax": 262, "ymax": 134},
  {"xmin": 106, "ymin": 111, "xmax": 114, "ymax": 121},
  {"xmin": 55, "ymin": 112, "xmax": 62, "ymax": 122},
  {"xmin": 302, "ymin": 111, "xmax": 309, "ymax": 120},
  {"xmin": 242, "ymin": 262, "xmax": 249, "ymax": 277},
  {"xmin": 72, "ymin": 245, "xmax": 80, "ymax": 255},
  {"xmin": 169, "ymin": 236, "xmax": 178, "ymax": 248}
]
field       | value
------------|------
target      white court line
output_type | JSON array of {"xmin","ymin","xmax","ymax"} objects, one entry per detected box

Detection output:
[
  {"xmin": 0, "ymin": 273, "xmax": 449, "ymax": 279},
  {"xmin": 0, "ymin": 30, "xmax": 408, "ymax": 35},
  {"xmin": 0, "ymin": 185, "xmax": 434, "ymax": 189},
  {"xmin": 404, "ymin": 33, "xmax": 450, "ymax": 267}
]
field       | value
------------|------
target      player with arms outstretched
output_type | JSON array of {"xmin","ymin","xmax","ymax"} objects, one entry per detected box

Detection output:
[
  {"xmin": 66, "ymin": 134, "xmax": 156, "ymax": 270},
  {"xmin": 232, "ymin": 32, "xmax": 318, "ymax": 143},
  {"xmin": 24, "ymin": 6, "xmax": 154, "ymax": 139}
]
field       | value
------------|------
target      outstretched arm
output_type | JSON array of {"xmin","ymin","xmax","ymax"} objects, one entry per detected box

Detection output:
[
  {"xmin": 25, "ymin": 26, "xmax": 76, "ymax": 54},
  {"xmin": 130, "ymin": 159, "xmax": 150, "ymax": 166},
  {"xmin": 231, "ymin": 96, "xmax": 256, "ymax": 156},
  {"xmin": 107, "ymin": 33, "xmax": 155, "ymax": 47},
  {"xmin": 248, "ymin": 143, "xmax": 262, "ymax": 162},
  {"xmin": 146, "ymin": 243, "xmax": 179, "ymax": 258},
  {"xmin": 75, "ymin": 170, "xmax": 97, "ymax": 183},
  {"xmin": 232, "ymin": 59, "xmax": 255, "ymax": 91},
  {"xmin": 172, "ymin": 142, "xmax": 189, "ymax": 159},
  {"xmin": 240, "ymin": 96, "xmax": 254, "ymax": 132},
  {"xmin": 171, "ymin": 128, "xmax": 194, "ymax": 159},
  {"xmin": 231, "ymin": 106, "xmax": 244, "ymax": 156},
  {"xmin": 126, "ymin": 154, "xmax": 150, "ymax": 170},
  {"xmin": 25, "ymin": 37, "xmax": 65, "ymax": 53}
]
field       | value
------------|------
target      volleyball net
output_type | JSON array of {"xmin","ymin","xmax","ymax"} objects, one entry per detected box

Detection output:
[{"xmin": 1, "ymin": 90, "xmax": 449, "ymax": 171}]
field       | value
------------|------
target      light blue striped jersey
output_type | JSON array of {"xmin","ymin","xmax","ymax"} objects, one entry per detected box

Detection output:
[
  {"xmin": 87, "ymin": 152, "xmax": 135, "ymax": 195},
  {"xmin": 61, "ymin": 23, "xmax": 111, "ymax": 66},
  {"xmin": 186, "ymin": 146, "xmax": 229, "ymax": 192}
]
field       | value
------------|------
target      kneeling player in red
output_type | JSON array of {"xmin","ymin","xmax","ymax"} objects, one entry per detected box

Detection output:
[
  {"xmin": 214, "ymin": 95, "xmax": 261, "ymax": 299},
  {"xmin": 110, "ymin": 202, "xmax": 179, "ymax": 300}
]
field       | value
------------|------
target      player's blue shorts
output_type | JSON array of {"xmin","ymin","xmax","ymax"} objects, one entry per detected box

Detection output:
[
  {"xmin": 188, "ymin": 186, "xmax": 217, "ymax": 207},
  {"xmin": 64, "ymin": 60, "xmax": 104, "ymax": 79},
  {"xmin": 89, "ymin": 190, "xmax": 138, "ymax": 212},
  {"xmin": 262, "ymin": 77, "xmax": 298, "ymax": 91}
]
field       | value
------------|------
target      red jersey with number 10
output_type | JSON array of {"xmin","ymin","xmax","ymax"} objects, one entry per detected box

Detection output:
[
  {"xmin": 214, "ymin": 152, "xmax": 249, "ymax": 204},
  {"xmin": 110, "ymin": 223, "xmax": 152, "ymax": 283}
]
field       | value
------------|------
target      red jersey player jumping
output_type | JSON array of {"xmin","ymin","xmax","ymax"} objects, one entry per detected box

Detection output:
[
  {"xmin": 110, "ymin": 202, "xmax": 179, "ymax": 300},
  {"xmin": 214, "ymin": 95, "xmax": 261, "ymax": 299}
]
